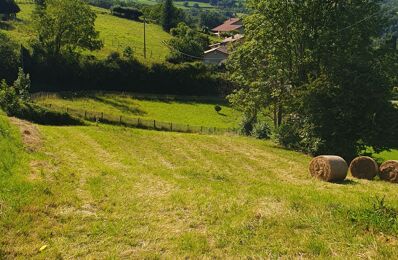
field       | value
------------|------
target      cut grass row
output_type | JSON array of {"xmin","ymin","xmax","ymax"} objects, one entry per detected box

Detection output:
[{"xmin": 1, "ymin": 115, "xmax": 398, "ymax": 258}]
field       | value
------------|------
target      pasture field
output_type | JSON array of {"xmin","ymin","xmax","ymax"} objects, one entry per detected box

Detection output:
[
  {"xmin": 3, "ymin": 3, "xmax": 171, "ymax": 63},
  {"xmin": 34, "ymin": 93, "xmax": 241, "ymax": 129},
  {"xmin": 1, "ymin": 114, "xmax": 398, "ymax": 258}
]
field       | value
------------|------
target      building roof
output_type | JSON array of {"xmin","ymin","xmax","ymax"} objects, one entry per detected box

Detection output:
[
  {"xmin": 221, "ymin": 34, "xmax": 244, "ymax": 44},
  {"xmin": 212, "ymin": 18, "xmax": 243, "ymax": 32},
  {"xmin": 204, "ymin": 45, "xmax": 229, "ymax": 55}
]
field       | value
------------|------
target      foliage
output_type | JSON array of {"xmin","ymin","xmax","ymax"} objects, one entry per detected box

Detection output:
[
  {"xmin": 0, "ymin": 68, "xmax": 30, "ymax": 115},
  {"xmin": 161, "ymin": 0, "xmax": 174, "ymax": 32},
  {"xmin": 350, "ymin": 197, "xmax": 398, "ymax": 235},
  {"xmin": 166, "ymin": 22, "xmax": 209, "ymax": 63},
  {"xmin": 110, "ymin": 5, "xmax": 142, "ymax": 21},
  {"xmin": 238, "ymin": 112, "xmax": 256, "ymax": 136},
  {"xmin": 31, "ymin": 0, "xmax": 103, "ymax": 56},
  {"xmin": 229, "ymin": 0, "xmax": 398, "ymax": 160},
  {"xmin": 0, "ymin": 33, "xmax": 19, "ymax": 82},
  {"xmin": 251, "ymin": 120, "xmax": 271, "ymax": 140},
  {"xmin": 199, "ymin": 10, "xmax": 226, "ymax": 29},
  {"xmin": 214, "ymin": 105, "xmax": 221, "ymax": 113}
]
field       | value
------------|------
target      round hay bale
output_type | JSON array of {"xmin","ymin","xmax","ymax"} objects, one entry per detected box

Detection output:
[
  {"xmin": 349, "ymin": 156, "xmax": 378, "ymax": 180},
  {"xmin": 379, "ymin": 160, "xmax": 398, "ymax": 183},
  {"xmin": 309, "ymin": 155, "xmax": 348, "ymax": 182}
]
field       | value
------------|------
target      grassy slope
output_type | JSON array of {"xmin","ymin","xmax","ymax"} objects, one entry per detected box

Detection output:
[
  {"xmin": 3, "ymin": 3, "xmax": 171, "ymax": 63},
  {"xmin": 34, "ymin": 93, "xmax": 241, "ymax": 128},
  {"xmin": 1, "ymin": 121, "xmax": 398, "ymax": 258}
]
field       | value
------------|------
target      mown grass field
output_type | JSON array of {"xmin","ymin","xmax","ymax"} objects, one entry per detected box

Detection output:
[
  {"xmin": 3, "ymin": 3, "xmax": 171, "ymax": 63},
  {"xmin": 1, "ymin": 114, "xmax": 398, "ymax": 258},
  {"xmin": 34, "ymin": 93, "xmax": 241, "ymax": 128}
]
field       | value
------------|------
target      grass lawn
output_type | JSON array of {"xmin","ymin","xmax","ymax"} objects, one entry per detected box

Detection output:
[
  {"xmin": 1, "ymin": 114, "xmax": 398, "ymax": 258},
  {"xmin": 374, "ymin": 149, "xmax": 398, "ymax": 161},
  {"xmin": 34, "ymin": 93, "xmax": 241, "ymax": 129},
  {"xmin": 2, "ymin": 3, "xmax": 171, "ymax": 63}
]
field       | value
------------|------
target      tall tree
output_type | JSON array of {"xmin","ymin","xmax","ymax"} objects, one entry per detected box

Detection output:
[
  {"xmin": 228, "ymin": 0, "xmax": 398, "ymax": 159},
  {"xmin": 161, "ymin": 0, "xmax": 174, "ymax": 32},
  {"xmin": 32, "ymin": 0, "xmax": 103, "ymax": 56}
]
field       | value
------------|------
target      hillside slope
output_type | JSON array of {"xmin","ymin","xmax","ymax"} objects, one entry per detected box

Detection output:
[
  {"xmin": 3, "ymin": 3, "xmax": 171, "ymax": 63},
  {"xmin": 1, "ymin": 120, "xmax": 398, "ymax": 258},
  {"xmin": 34, "ymin": 93, "xmax": 241, "ymax": 128}
]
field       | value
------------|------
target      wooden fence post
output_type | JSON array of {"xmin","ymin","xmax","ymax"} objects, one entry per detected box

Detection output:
[{"xmin": 153, "ymin": 120, "xmax": 156, "ymax": 129}]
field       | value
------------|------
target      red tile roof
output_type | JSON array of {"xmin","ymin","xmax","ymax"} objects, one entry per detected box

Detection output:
[{"xmin": 212, "ymin": 18, "xmax": 243, "ymax": 32}]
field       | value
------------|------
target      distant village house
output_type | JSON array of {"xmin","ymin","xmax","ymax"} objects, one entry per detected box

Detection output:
[
  {"xmin": 203, "ymin": 19, "xmax": 244, "ymax": 65},
  {"xmin": 211, "ymin": 18, "xmax": 244, "ymax": 35}
]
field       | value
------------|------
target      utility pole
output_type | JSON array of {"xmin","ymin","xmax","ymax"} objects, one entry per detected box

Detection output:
[{"xmin": 144, "ymin": 16, "xmax": 147, "ymax": 59}]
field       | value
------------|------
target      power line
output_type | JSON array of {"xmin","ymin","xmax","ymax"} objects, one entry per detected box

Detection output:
[
  {"xmin": 336, "ymin": 6, "xmax": 398, "ymax": 33},
  {"xmin": 162, "ymin": 40, "xmax": 227, "ymax": 60}
]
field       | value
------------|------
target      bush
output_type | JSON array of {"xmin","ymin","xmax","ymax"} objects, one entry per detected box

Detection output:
[
  {"xmin": 239, "ymin": 113, "xmax": 256, "ymax": 136},
  {"xmin": 276, "ymin": 115, "xmax": 323, "ymax": 155},
  {"xmin": 251, "ymin": 121, "xmax": 271, "ymax": 139},
  {"xmin": 393, "ymin": 87, "xmax": 398, "ymax": 100},
  {"xmin": 214, "ymin": 105, "xmax": 221, "ymax": 113},
  {"xmin": 0, "ymin": 68, "xmax": 30, "ymax": 115}
]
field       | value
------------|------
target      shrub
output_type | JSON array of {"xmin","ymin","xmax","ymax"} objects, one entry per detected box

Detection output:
[
  {"xmin": 393, "ymin": 87, "xmax": 398, "ymax": 100},
  {"xmin": 239, "ymin": 113, "xmax": 256, "ymax": 136},
  {"xmin": 214, "ymin": 105, "xmax": 221, "ymax": 113},
  {"xmin": 0, "ymin": 68, "xmax": 30, "ymax": 115},
  {"xmin": 251, "ymin": 121, "xmax": 271, "ymax": 139}
]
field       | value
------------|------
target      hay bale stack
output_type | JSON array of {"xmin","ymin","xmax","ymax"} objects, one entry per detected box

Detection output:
[
  {"xmin": 349, "ymin": 156, "xmax": 378, "ymax": 180},
  {"xmin": 309, "ymin": 155, "xmax": 348, "ymax": 182},
  {"xmin": 379, "ymin": 160, "xmax": 398, "ymax": 183}
]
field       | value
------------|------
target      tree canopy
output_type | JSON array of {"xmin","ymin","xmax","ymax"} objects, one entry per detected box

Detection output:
[
  {"xmin": 228, "ymin": 0, "xmax": 398, "ymax": 160},
  {"xmin": 32, "ymin": 0, "xmax": 103, "ymax": 56}
]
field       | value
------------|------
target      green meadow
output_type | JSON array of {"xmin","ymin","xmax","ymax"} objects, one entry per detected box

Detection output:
[
  {"xmin": 1, "ymin": 113, "xmax": 398, "ymax": 258},
  {"xmin": 34, "ymin": 93, "xmax": 241, "ymax": 128},
  {"xmin": 4, "ymin": 3, "xmax": 171, "ymax": 63}
]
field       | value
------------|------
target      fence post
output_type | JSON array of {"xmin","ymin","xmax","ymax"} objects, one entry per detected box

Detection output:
[
  {"xmin": 137, "ymin": 118, "xmax": 141, "ymax": 126},
  {"xmin": 153, "ymin": 120, "xmax": 156, "ymax": 129},
  {"xmin": 101, "ymin": 112, "xmax": 104, "ymax": 120},
  {"xmin": 84, "ymin": 111, "xmax": 87, "ymax": 119}
]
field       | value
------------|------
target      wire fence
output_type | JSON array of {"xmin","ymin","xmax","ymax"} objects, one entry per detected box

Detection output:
[{"xmin": 39, "ymin": 103, "xmax": 238, "ymax": 135}]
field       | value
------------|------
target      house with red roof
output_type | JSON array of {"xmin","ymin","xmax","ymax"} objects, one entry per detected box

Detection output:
[{"xmin": 211, "ymin": 18, "xmax": 244, "ymax": 35}]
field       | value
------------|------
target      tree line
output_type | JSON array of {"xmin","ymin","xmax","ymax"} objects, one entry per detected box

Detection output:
[{"xmin": 227, "ymin": 0, "xmax": 398, "ymax": 160}]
